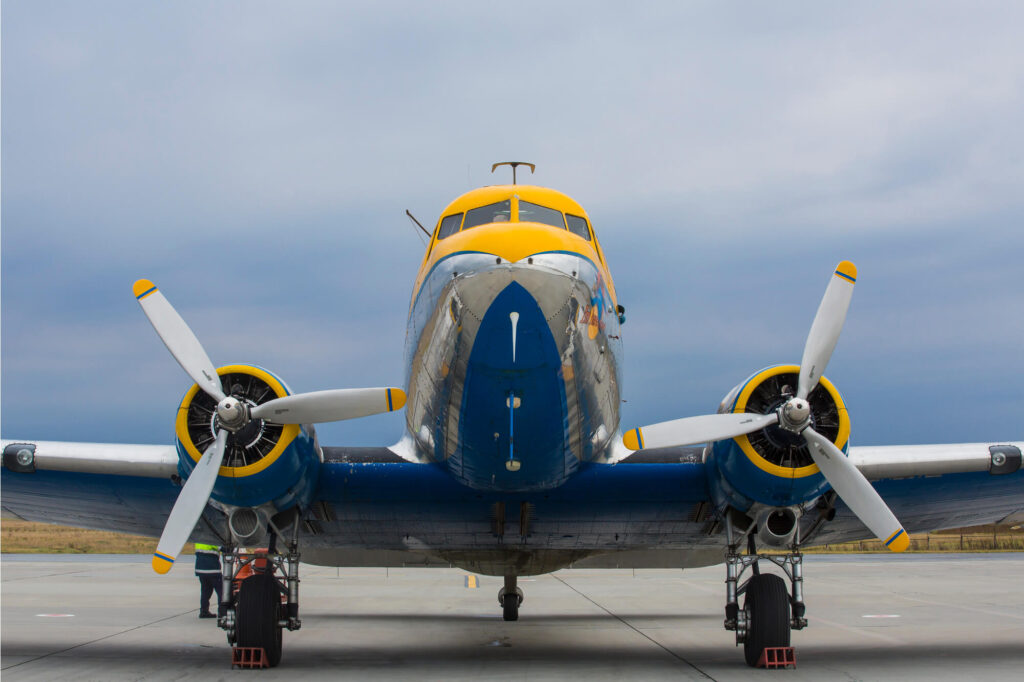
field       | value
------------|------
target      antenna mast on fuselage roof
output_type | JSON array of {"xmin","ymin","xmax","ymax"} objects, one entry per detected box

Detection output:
[{"xmin": 491, "ymin": 161, "xmax": 535, "ymax": 185}]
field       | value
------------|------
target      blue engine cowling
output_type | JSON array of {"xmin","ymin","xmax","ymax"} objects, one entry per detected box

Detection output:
[
  {"xmin": 706, "ymin": 364, "xmax": 850, "ymax": 513},
  {"xmin": 174, "ymin": 364, "xmax": 321, "ymax": 512}
]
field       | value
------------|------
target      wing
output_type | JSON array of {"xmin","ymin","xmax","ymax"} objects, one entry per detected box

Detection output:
[
  {"xmin": 803, "ymin": 441, "xmax": 1024, "ymax": 545},
  {"xmin": 270, "ymin": 439, "xmax": 1024, "ymax": 569},
  {"xmin": 1, "ymin": 440, "xmax": 180, "ymax": 536},
  {"xmin": 5, "ymin": 438, "xmax": 1022, "ymax": 567},
  {"xmin": 0, "ymin": 439, "xmax": 419, "ymax": 541}
]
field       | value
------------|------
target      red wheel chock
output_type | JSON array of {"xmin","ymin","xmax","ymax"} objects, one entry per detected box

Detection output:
[
  {"xmin": 756, "ymin": 647, "xmax": 796, "ymax": 669},
  {"xmin": 232, "ymin": 646, "xmax": 269, "ymax": 669}
]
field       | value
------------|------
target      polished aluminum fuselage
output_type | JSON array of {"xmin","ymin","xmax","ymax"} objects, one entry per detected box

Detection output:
[{"xmin": 404, "ymin": 251, "xmax": 623, "ymax": 491}]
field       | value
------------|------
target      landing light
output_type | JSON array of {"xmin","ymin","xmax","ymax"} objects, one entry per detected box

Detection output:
[{"xmin": 16, "ymin": 449, "xmax": 34, "ymax": 467}]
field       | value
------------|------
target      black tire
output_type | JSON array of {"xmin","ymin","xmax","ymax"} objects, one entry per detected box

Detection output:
[
  {"xmin": 742, "ymin": 573, "xmax": 790, "ymax": 667},
  {"xmin": 236, "ymin": 573, "xmax": 284, "ymax": 667},
  {"xmin": 502, "ymin": 593, "xmax": 519, "ymax": 621}
]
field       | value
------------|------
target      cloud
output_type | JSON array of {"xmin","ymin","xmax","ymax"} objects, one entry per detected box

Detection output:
[{"xmin": 3, "ymin": 2, "xmax": 1022, "ymax": 448}]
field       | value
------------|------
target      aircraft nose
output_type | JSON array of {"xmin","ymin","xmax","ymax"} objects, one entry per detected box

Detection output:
[{"xmin": 453, "ymin": 260, "xmax": 581, "ymax": 325}]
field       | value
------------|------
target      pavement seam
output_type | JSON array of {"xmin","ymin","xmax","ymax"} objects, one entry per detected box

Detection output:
[
  {"xmin": 893, "ymin": 593, "xmax": 1024, "ymax": 620},
  {"xmin": 552, "ymin": 575, "xmax": 717, "ymax": 681},
  {"xmin": 0, "ymin": 608, "xmax": 198, "ymax": 671},
  {"xmin": 1, "ymin": 569, "xmax": 92, "ymax": 583}
]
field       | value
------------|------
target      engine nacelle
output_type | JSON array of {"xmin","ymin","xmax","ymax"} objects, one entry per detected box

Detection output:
[
  {"xmin": 174, "ymin": 364, "xmax": 321, "ymax": 513},
  {"xmin": 706, "ymin": 364, "xmax": 850, "ymax": 513}
]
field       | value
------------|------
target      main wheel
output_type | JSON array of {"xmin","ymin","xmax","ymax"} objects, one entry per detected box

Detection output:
[
  {"xmin": 742, "ymin": 573, "xmax": 790, "ymax": 667},
  {"xmin": 501, "ymin": 592, "xmax": 519, "ymax": 621},
  {"xmin": 236, "ymin": 573, "xmax": 284, "ymax": 667}
]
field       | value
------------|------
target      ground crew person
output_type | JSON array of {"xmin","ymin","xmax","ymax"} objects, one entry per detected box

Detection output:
[{"xmin": 194, "ymin": 543, "xmax": 222, "ymax": 618}]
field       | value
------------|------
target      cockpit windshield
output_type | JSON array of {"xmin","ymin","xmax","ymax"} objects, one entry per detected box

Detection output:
[
  {"xmin": 437, "ymin": 213, "xmax": 463, "ymax": 240},
  {"xmin": 432, "ymin": 195, "xmax": 595, "ymax": 247},
  {"xmin": 518, "ymin": 201, "xmax": 566, "ymax": 229},
  {"xmin": 566, "ymin": 214, "xmax": 591, "ymax": 240},
  {"xmin": 463, "ymin": 200, "xmax": 512, "ymax": 230}
]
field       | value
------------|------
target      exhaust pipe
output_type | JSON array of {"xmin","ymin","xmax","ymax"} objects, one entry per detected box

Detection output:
[
  {"xmin": 228, "ymin": 507, "xmax": 267, "ymax": 545},
  {"xmin": 756, "ymin": 507, "xmax": 799, "ymax": 548}
]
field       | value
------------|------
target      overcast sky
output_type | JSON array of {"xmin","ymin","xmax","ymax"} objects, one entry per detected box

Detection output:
[{"xmin": 3, "ymin": 1, "xmax": 1022, "ymax": 449}]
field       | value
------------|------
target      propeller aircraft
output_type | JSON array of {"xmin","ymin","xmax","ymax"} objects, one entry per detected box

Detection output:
[{"xmin": 3, "ymin": 165, "xmax": 1022, "ymax": 667}]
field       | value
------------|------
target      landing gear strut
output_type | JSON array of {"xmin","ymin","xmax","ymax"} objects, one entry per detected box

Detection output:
[
  {"xmin": 218, "ymin": 540, "xmax": 302, "ymax": 668},
  {"xmin": 498, "ymin": 574, "xmax": 524, "ymax": 621},
  {"xmin": 723, "ymin": 517, "xmax": 807, "ymax": 667}
]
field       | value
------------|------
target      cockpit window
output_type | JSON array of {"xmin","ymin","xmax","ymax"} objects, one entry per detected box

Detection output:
[
  {"xmin": 437, "ymin": 213, "xmax": 463, "ymax": 240},
  {"xmin": 463, "ymin": 200, "xmax": 512, "ymax": 230},
  {"xmin": 518, "ymin": 201, "xmax": 566, "ymax": 229},
  {"xmin": 566, "ymin": 214, "xmax": 591, "ymax": 240}
]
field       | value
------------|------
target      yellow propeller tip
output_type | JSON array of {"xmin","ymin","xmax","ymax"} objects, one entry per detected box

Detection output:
[
  {"xmin": 623, "ymin": 428, "xmax": 644, "ymax": 451},
  {"xmin": 885, "ymin": 529, "xmax": 910, "ymax": 553},
  {"xmin": 387, "ymin": 388, "xmax": 407, "ymax": 411},
  {"xmin": 152, "ymin": 553, "xmax": 174, "ymax": 574},
  {"xmin": 133, "ymin": 279, "xmax": 158, "ymax": 299},
  {"xmin": 834, "ymin": 261, "xmax": 857, "ymax": 283}
]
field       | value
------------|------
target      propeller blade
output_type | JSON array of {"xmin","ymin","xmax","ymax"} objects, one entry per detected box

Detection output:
[
  {"xmin": 802, "ymin": 427, "xmax": 909, "ymax": 552},
  {"xmin": 623, "ymin": 412, "xmax": 780, "ymax": 450},
  {"xmin": 133, "ymin": 279, "xmax": 225, "ymax": 402},
  {"xmin": 250, "ymin": 387, "xmax": 407, "ymax": 424},
  {"xmin": 797, "ymin": 261, "xmax": 857, "ymax": 400},
  {"xmin": 152, "ymin": 429, "xmax": 229, "ymax": 573}
]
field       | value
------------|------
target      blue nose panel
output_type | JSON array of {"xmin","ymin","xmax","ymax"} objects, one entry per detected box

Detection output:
[{"xmin": 456, "ymin": 282, "xmax": 569, "ymax": 490}]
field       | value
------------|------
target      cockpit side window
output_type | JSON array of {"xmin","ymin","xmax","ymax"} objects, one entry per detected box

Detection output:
[
  {"xmin": 463, "ymin": 200, "xmax": 512, "ymax": 230},
  {"xmin": 518, "ymin": 201, "xmax": 566, "ymax": 229},
  {"xmin": 437, "ymin": 213, "xmax": 463, "ymax": 240},
  {"xmin": 566, "ymin": 214, "xmax": 591, "ymax": 241}
]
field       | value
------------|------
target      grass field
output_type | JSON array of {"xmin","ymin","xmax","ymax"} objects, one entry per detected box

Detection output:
[
  {"xmin": 2, "ymin": 519, "xmax": 1023, "ymax": 554},
  {"xmin": 1, "ymin": 520, "xmax": 184, "ymax": 554},
  {"xmin": 805, "ymin": 527, "xmax": 1024, "ymax": 553}
]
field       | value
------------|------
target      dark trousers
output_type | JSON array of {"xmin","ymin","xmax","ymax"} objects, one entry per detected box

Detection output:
[{"xmin": 198, "ymin": 573, "xmax": 223, "ymax": 615}]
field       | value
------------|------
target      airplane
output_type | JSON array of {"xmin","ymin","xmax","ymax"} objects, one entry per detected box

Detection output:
[{"xmin": 3, "ymin": 162, "xmax": 1022, "ymax": 668}]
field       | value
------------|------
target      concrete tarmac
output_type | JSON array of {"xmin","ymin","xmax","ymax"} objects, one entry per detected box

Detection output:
[{"xmin": 3, "ymin": 553, "xmax": 1024, "ymax": 681}]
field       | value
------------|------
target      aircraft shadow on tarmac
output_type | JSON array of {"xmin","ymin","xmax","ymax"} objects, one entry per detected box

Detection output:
[
  {"xmin": 5, "ymin": 639, "xmax": 1024, "ymax": 675},
  {"xmin": 309, "ymin": 612, "xmax": 720, "ymax": 623}
]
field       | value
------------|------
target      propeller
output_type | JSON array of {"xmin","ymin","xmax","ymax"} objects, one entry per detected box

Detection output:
[
  {"xmin": 797, "ymin": 259, "xmax": 856, "ymax": 401},
  {"xmin": 802, "ymin": 428, "xmax": 907, "ymax": 551},
  {"xmin": 621, "ymin": 261, "xmax": 910, "ymax": 552},
  {"xmin": 133, "ymin": 279, "xmax": 407, "ymax": 573},
  {"xmin": 152, "ymin": 429, "xmax": 228, "ymax": 574},
  {"xmin": 622, "ymin": 412, "xmax": 779, "ymax": 451},
  {"xmin": 134, "ymin": 281, "xmax": 225, "ymax": 402},
  {"xmin": 250, "ymin": 387, "xmax": 404, "ymax": 424}
]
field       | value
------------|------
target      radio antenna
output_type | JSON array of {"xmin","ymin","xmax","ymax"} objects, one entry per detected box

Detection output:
[
  {"xmin": 491, "ymin": 161, "xmax": 535, "ymax": 185},
  {"xmin": 405, "ymin": 209, "xmax": 430, "ymax": 246}
]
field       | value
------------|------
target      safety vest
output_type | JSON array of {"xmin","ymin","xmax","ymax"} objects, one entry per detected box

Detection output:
[{"xmin": 194, "ymin": 544, "xmax": 221, "ymax": 575}]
